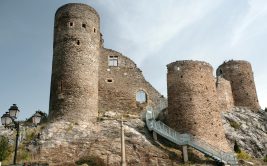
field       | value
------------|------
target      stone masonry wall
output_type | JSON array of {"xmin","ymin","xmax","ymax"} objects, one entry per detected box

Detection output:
[
  {"xmin": 216, "ymin": 77, "xmax": 234, "ymax": 112},
  {"xmin": 167, "ymin": 60, "xmax": 231, "ymax": 152},
  {"xmin": 98, "ymin": 48, "xmax": 167, "ymax": 115},
  {"xmin": 216, "ymin": 60, "xmax": 260, "ymax": 111},
  {"xmin": 48, "ymin": 3, "xmax": 100, "ymax": 122}
]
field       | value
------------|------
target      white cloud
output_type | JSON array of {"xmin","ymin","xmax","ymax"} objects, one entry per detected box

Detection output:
[
  {"xmin": 98, "ymin": 0, "xmax": 267, "ymax": 108},
  {"xmin": 231, "ymin": 0, "xmax": 267, "ymax": 46},
  {"xmin": 100, "ymin": 0, "xmax": 224, "ymax": 64}
]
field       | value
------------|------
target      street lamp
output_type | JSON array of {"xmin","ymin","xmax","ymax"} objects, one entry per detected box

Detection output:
[
  {"xmin": 1, "ymin": 112, "xmax": 12, "ymax": 126},
  {"xmin": 32, "ymin": 111, "xmax": 42, "ymax": 126},
  {"xmin": 1, "ymin": 104, "xmax": 43, "ymax": 165},
  {"xmin": 8, "ymin": 104, "xmax": 20, "ymax": 119}
]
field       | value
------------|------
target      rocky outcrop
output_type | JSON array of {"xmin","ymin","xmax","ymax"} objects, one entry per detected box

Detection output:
[
  {"xmin": 222, "ymin": 107, "xmax": 267, "ymax": 158},
  {"xmin": 35, "ymin": 112, "xmax": 180, "ymax": 165},
  {"xmin": 1, "ymin": 107, "xmax": 266, "ymax": 165}
]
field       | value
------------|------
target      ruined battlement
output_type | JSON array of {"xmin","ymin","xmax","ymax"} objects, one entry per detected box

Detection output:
[
  {"xmin": 99, "ymin": 48, "xmax": 166, "ymax": 115},
  {"xmin": 167, "ymin": 60, "xmax": 212, "ymax": 73}
]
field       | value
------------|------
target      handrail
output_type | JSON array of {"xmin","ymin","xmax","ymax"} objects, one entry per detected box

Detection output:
[{"xmin": 145, "ymin": 108, "xmax": 238, "ymax": 165}]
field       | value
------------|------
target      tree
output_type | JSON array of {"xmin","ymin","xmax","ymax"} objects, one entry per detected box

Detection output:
[{"xmin": 0, "ymin": 136, "xmax": 10, "ymax": 161}]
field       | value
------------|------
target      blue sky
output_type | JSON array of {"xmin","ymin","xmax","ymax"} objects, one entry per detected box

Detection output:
[{"xmin": 0, "ymin": 0, "xmax": 266, "ymax": 120}]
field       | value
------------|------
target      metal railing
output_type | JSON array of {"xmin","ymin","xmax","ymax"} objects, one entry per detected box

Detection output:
[{"xmin": 146, "ymin": 108, "xmax": 238, "ymax": 165}]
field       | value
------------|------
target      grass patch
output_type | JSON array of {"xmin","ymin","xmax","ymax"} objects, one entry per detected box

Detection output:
[
  {"xmin": 17, "ymin": 148, "xmax": 31, "ymax": 162},
  {"xmin": 75, "ymin": 155, "xmax": 105, "ymax": 166},
  {"xmin": 237, "ymin": 150, "xmax": 251, "ymax": 160},
  {"xmin": 66, "ymin": 124, "xmax": 74, "ymax": 132}
]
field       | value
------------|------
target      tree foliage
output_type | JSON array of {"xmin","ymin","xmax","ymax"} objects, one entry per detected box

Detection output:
[{"xmin": 0, "ymin": 136, "xmax": 11, "ymax": 161}]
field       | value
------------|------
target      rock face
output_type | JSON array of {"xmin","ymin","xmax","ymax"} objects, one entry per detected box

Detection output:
[
  {"xmin": 222, "ymin": 107, "xmax": 267, "ymax": 158},
  {"xmin": 36, "ymin": 115, "xmax": 177, "ymax": 165},
  {"xmin": 1, "ymin": 108, "xmax": 266, "ymax": 165}
]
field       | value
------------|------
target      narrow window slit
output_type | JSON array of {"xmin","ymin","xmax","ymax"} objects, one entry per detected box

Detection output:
[{"xmin": 60, "ymin": 81, "xmax": 63, "ymax": 93}]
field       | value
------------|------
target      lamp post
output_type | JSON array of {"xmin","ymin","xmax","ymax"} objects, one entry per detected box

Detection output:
[
  {"xmin": 120, "ymin": 116, "xmax": 126, "ymax": 166},
  {"xmin": 1, "ymin": 104, "xmax": 42, "ymax": 165}
]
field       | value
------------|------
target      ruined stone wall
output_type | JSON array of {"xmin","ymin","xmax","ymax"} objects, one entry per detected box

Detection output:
[
  {"xmin": 167, "ymin": 60, "xmax": 231, "ymax": 152},
  {"xmin": 216, "ymin": 77, "xmax": 234, "ymax": 112},
  {"xmin": 49, "ymin": 3, "xmax": 100, "ymax": 122},
  {"xmin": 216, "ymin": 60, "xmax": 260, "ymax": 111},
  {"xmin": 98, "ymin": 48, "xmax": 166, "ymax": 115}
]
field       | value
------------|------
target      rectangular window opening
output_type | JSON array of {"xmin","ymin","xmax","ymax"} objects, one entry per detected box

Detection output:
[
  {"xmin": 108, "ymin": 56, "xmax": 118, "ymax": 66},
  {"xmin": 107, "ymin": 79, "xmax": 113, "ymax": 83}
]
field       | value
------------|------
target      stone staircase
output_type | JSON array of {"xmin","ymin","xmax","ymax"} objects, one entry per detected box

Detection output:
[{"xmin": 145, "ymin": 108, "xmax": 238, "ymax": 165}]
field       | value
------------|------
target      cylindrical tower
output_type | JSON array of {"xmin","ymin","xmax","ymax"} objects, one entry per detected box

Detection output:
[
  {"xmin": 216, "ymin": 60, "xmax": 260, "ymax": 111},
  {"xmin": 167, "ymin": 60, "xmax": 231, "ymax": 152},
  {"xmin": 49, "ymin": 3, "xmax": 100, "ymax": 122},
  {"xmin": 216, "ymin": 77, "xmax": 234, "ymax": 112}
]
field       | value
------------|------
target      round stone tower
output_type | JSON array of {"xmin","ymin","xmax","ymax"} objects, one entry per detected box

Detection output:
[
  {"xmin": 167, "ymin": 60, "xmax": 231, "ymax": 152},
  {"xmin": 216, "ymin": 60, "xmax": 260, "ymax": 111},
  {"xmin": 49, "ymin": 3, "xmax": 100, "ymax": 122}
]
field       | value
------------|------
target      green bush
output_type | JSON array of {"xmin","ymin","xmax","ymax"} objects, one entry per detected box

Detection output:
[
  {"xmin": 229, "ymin": 121, "xmax": 241, "ymax": 129},
  {"xmin": 234, "ymin": 141, "xmax": 241, "ymax": 153},
  {"xmin": 75, "ymin": 155, "xmax": 105, "ymax": 166},
  {"xmin": 0, "ymin": 136, "xmax": 11, "ymax": 161}
]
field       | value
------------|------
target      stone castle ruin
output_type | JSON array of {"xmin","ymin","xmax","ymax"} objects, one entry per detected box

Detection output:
[
  {"xmin": 48, "ymin": 3, "xmax": 167, "ymax": 122},
  {"xmin": 167, "ymin": 60, "xmax": 232, "ymax": 152},
  {"xmin": 46, "ymin": 3, "xmax": 262, "ymax": 165},
  {"xmin": 217, "ymin": 60, "xmax": 260, "ymax": 111}
]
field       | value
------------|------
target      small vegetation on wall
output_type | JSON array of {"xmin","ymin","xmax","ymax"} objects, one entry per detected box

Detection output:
[{"xmin": 229, "ymin": 121, "xmax": 241, "ymax": 130}]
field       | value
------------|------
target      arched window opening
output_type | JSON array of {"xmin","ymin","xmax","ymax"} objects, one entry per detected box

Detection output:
[{"xmin": 136, "ymin": 90, "xmax": 147, "ymax": 103}]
